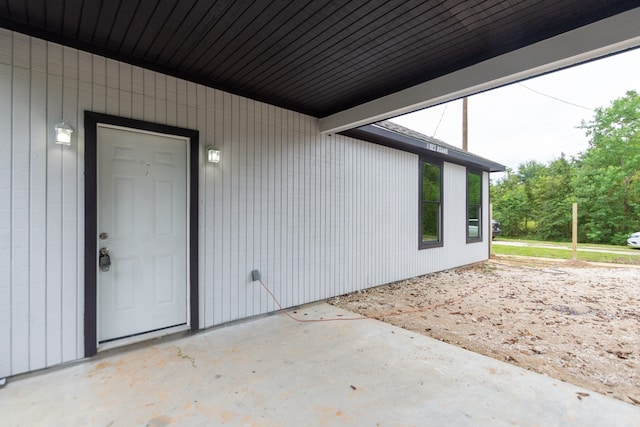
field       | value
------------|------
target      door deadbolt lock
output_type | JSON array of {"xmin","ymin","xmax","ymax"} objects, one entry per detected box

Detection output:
[
  {"xmin": 99, "ymin": 232, "xmax": 109, "ymax": 240},
  {"xmin": 99, "ymin": 247, "xmax": 111, "ymax": 272}
]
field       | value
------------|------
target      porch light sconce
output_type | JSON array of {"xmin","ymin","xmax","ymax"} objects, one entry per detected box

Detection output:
[
  {"xmin": 207, "ymin": 146, "xmax": 221, "ymax": 163},
  {"xmin": 54, "ymin": 121, "xmax": 74, "ymax": 146}
]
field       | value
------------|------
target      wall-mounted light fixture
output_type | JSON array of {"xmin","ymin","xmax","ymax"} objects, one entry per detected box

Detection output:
[
  {"xmin": 54, "ymin": 121, "xmax": 74, "ymax": 146},
  {"xmin": 207, "ymin": 146, "xmax": 221, "ymax": 163}
]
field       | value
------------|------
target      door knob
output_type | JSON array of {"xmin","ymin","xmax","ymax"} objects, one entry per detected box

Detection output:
[{"xmin": 99, "ymin": 247, "xmax": 111, "ymax": 272}]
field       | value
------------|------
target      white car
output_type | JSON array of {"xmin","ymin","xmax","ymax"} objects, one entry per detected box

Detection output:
[{"xmin": 627, "ymin": 232, "xmax": 640, "ymax": 248}]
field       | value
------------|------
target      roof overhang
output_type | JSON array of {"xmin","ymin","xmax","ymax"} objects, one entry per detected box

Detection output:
[
  {"xmin": 341, "ymin": 124, "xmax": 506, "ymax": 173},
  {"xmin": 320, "ymin": 7, "xmax": 640, "ymax": 134},
  {"xmin": 1, "ymin": 1, "xmax": 639, "ymax": 135}
]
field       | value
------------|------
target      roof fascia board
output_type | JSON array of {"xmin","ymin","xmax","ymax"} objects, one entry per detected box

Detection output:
[
  {"xmin": 341, "ymin": 124, "xmax": 505, "ymax": 172},
  {"xmin": 319, "ymin": 7, "xmax": 640, "ymax": 134}
]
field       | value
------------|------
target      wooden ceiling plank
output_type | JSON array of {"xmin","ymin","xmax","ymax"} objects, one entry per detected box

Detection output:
[
  {"xmin": 118, "ymin": 0, "xmax": 160, "ymax": 56},
  {"xmin": 1, "ymin": 0, "xmax": 639, "ymax": 119},
  {"xmin": 25, "ymin": 0, "xmax": 45, "ymax": 28},
  {"xmin": 47, "ymin": 0, "xmax": 67, "ymax": 36},
  {"xmin": 319, "ymin": 7, "xmax": 640, "ymax": 132},
  {"xmin": 290, "ymin": 0, "xmax": 540, "ymax": 104},
  {"xmin": 161, "ymin": 0, "xmax": 234, "ymax": 70},
  {"xmin": 132, "ymin": 0, "xmax": 179, "ymax": 58},
  {"xmin": 215, "ymin": 0, "xmax": 347, "ymax": 87},
  {"xmin": 267, "ymin": 1, "xmax": 448, "ymax": 104},
  {"xmin": 6, "ymin": 0, "xmax": 26, "ymax": 23},
  {"xmin": 221, "ymin": 0, "xmax": 608, "ymax": 114},
  {"xmin": 104, "ymin": 0, "xmax": 139, "ymax": 52},
  {"xmin": 181, "ymin": 0, "xmax": 262, "ymax": 74},
  {"xmin": 190, "ymin": 0, "xmax": 302, "ymax": 78},
  {"xmin": 155, "ymin": 0, "xmax": 221, "ymax": 68},
  {"xmin": 260, "ymin": 0, "xmax": 451, "ymax": 101},
  {"xmin": 303, "ymin": 0, "xmax": 535, "ymax": 110},
  {"xmin": 92, "ymin": 0, "xmax": 121, "ymax": 47},
  {"xmin": 76, "ymin": 0, "xmax": 103, "ymax": 44},
  {"xmin": 246, "ymin": 0, "xmax": 393, "ymax": 92},
  {"xmin": 142, "ymin": 0, "xmax": 197, "ymax": 63},
  {"xmin": 0, "ymin": 2, "xmax": 10, "ymax": 17},
  {"xmin": 242, "ymin": 0, "xmax": 402, "ymax": 95},
  {"xmin": 291, "ymin": 0, "xmax": 583, "ymax": 113}
]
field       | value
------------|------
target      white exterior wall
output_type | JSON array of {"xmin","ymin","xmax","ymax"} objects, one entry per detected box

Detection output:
[{"xmin": 0, "ymin": 30, "xmax": 490, "ymax": 378}]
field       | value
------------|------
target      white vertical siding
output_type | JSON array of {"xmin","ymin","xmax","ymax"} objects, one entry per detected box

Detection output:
[
  {"xmin": 11, "ymin": 32, "xmax": 31, "ymax": 376},
  {"xmin": 29, "ymin": 39, "xmax": 48, "ymax": 371},
  {"xmin": 0, "ymin": 32, "xmax": 12, "ymax": 377},
  {"xmin": 0, "ymin": 31, "xmax": 492, "ymax": 378}
]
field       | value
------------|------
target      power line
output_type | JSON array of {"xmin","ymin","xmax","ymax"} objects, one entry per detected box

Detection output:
[
  {"xmin": 433, "ymin": 104, "xmax": 448, "ymax": 136},
  {"xmin": 518, "ymin": 83, "xmax": 594, "ymax": 111}
]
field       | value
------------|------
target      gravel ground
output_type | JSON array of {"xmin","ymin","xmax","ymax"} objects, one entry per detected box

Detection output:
[{"xmin": 328, "ymin": 256, "xmax": 640, "ymax": 406}]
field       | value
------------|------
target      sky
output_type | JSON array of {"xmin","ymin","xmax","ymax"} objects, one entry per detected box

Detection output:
[{"xmin": 391, "ymin": 47, "xmax": 640, "ymax": 174}]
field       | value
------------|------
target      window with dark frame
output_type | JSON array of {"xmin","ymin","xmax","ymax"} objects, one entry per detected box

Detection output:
[
  {"xmin": 467, "ymin": 170, "xmax": 482, "ymax": 242},
  {"xmin": 420, "ymin": 159, "xmax": 442, "ymax": 248}
]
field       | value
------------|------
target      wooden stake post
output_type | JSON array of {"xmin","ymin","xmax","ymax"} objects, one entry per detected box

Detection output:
[{"xmin": 572, "ymin": 202, "xmax": 578, "ymax": 261}]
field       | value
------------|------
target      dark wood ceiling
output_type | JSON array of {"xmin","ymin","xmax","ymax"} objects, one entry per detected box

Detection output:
[{"xmin": 0, "ymin": 0, "xmax": 637, "ymax": 117}]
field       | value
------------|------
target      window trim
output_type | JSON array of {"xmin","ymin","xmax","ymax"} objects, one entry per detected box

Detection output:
[
  {"xmin": 466, "ymin": 169, "xmax": 483, "ymax": 243},
  {"xmin": 419, "ymin": 157, "xmax": 444, "ymax": 249}
]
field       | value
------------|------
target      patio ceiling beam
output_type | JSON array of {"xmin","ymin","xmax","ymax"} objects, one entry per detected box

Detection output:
[{"xmin": 319, "ymin": 7, "xmax": 640, "ymax": 135}]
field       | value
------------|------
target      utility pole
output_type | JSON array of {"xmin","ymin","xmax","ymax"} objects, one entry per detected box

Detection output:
[{"xmin": 462, "ymin": 97, "xmax": 468, "ymax": 151}]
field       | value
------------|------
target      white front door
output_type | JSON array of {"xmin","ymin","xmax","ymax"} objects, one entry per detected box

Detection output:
[{"xmin": 97, "ymin": 125, "xmax": 188, "ymax": 343}]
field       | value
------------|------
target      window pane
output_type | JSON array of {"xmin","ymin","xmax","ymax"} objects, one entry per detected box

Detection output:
[
  {"xmin": 422, "ymin": 162, "xmax": 441, "ymax": 202},
  {"xmin": 467, "ymin": 171, "xmax": 482, "ymax": 241},
  {"xmin": 467, "ymin": 206, "xmax": 480, "ymax": 238},
  {"xmin": 422, "ymin": 203, "xmax": 439, "ymax": 242},
  {"xmin": 468, "ymin": 172, "xmax": 481, "ymax": 205},
  {"xmin": 420, "ymin": 159, "xmax": 442, "ymax": 247}
]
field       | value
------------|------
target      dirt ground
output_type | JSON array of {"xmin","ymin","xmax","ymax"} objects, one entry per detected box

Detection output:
[{"xmin": 328, "ymin": 256, "xmax": 640, "ymax": 406}]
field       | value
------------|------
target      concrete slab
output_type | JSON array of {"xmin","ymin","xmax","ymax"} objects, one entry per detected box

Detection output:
[{"xmin": 2, "ymin": 303, "xmax": 639, "ymax": 426}]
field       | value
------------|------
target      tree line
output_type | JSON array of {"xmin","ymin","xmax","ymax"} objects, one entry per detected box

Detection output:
[{"xmin": 491, "ymin": 90, "xmax": 640, "ymax": 245}]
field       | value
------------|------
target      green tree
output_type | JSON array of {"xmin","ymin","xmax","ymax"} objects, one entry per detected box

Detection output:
[
  {"xmin": 492, "ymin": 161, "xmax": 549, "ymax": 237},
  {"xmin": 491, "ymin": 168, "xmax": 529, "ymax": 237},
  {"xmin": 516, "ymin": 160, "xmax": 547, "ymax": 231},
  {"xmin": 573, "ymin": 90, "xmax": 640, "ymax": 244},
  {"xmin": 532, "ymin": 155, "xmax": 574, "ymax": 241}
]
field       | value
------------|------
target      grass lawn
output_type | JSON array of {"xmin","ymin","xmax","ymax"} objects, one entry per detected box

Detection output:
[{"xmin": 492, "ymin": 239, "xmax": 640, "ymax": 265}]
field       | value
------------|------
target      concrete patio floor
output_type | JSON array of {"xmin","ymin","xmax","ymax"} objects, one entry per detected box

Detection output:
[{"xmin": 2, "ymin": 303, "xmax": 639, "ymax": 427}]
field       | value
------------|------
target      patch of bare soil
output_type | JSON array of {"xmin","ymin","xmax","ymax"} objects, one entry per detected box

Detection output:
[{"xmin": 328, "ymin": 256, "xmax": 640, "ymax": 405}]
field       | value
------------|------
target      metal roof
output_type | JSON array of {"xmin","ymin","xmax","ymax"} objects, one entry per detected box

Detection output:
[{"xmin": 1, "ymin": 1, "xmax": 639, "ymax": 124}]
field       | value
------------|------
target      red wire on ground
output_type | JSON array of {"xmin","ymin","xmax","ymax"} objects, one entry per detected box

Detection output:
[{"xmin": 257, "ymin": 279, "xmax": 480, "ymax": 323}]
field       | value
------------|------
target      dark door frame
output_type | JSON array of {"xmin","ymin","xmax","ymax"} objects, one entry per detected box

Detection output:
[{"xmin": 84, "ymin": 111, "xmax": 199, "ymax": 357}]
